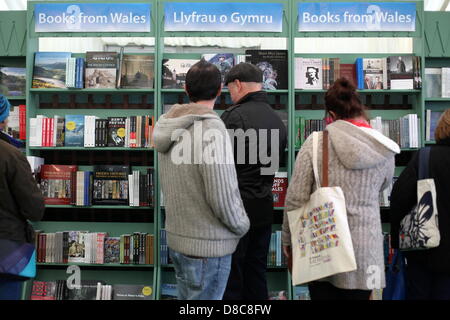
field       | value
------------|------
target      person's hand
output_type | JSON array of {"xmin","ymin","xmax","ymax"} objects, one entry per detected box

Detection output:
[{"xmin": 283, "ymin": 245, "xmax": 293, "ymax": 274}]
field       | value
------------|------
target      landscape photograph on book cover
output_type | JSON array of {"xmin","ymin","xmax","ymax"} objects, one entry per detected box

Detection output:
[
  {"xmin": 162, "ymin": 59, "xmax": 199, "ymax": 89},
  {"xmin": 32, "ymin": 52, "xmax": 71, "ymax": 89},
  {"xmin": 202, "ymin": 53, "xmax": 234, "ymax": 84},
  {"xmin": 0, "ymin": 67, "xmax": 26, "ymax": 96},
  {"xmin": 120, "ymin": 55, "xmax": 155, "ymax": 89}
]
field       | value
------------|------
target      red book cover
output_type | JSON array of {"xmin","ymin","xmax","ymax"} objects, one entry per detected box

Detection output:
[
  {"xmin": 272, "ymin": 172, "xmax": 288, "ymax": 208},
  {"xmin": 40, "ymin": 165, "xmax": 78, "ymax": 205},
  {"xmin": 19, "ymin": 105, "xmax": 26, "ymax": 140},
  {"xmin": 49, "ymin": 118, "xmax": 54, "ymax": 147},
  {"xmin": 41, "ymin": 118, "xmax": 47, "ymax": 147},
  {"xmin": 340, "ymin": 64, "xmax": 357, "ymax": 87},
  {"xmin": 37, "ymin": 233, "xmax": 43, "ymax": 263},
  {"xmin": 31, "ymin": 281, "xmax": 57, "ymax": 300}
]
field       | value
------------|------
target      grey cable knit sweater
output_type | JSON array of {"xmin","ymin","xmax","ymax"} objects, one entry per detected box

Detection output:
[
  {"xmin": 282, "ymin": 120, "xmax": 400, "ymax": 290},
  {"xmin": 153, "ymin": 103, "xmax": 250, "ymax": 258}
]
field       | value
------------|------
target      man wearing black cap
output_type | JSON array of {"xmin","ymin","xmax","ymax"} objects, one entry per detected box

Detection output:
[{"xmin": 221, "ymin": 63, "xmax": 287, "ymax": 300}]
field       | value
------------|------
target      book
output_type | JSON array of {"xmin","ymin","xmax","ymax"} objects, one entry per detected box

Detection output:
[
  {"xmin": 387, "ymin": 56, "xmax": 414, "ymax": 89},
  {"xmin": 340, "ymin": 64, "xmax": 357, "ymax": 87},
  {"xmin": 32, "ymin": 52, "xmax": 71, "ymax": 89},
  {"xmin": 68, "ymin": 231, "xmax": 88, "ymax": 263},
  {"xmin": 92, "ymin": 165, "xmax": 130, "ymax": 205},
  {"xmin": 64, "ymin": 115, "xmax": 85, "ymax": 147},
  {"xmin": 119, "ymin": 54, "xmax": 155, "ymax": 89},
  {"xmin": 201, "ymin": 53, "xmax": 234, "ymax": 84},
  {"xmin": 85, "ymin": 52, "xmax": 118, "ymax": 89},
  {"xmin": 425, "ymin": 68, "xmax": 442, "ymax": 98},
  {"xmin": 162, "ymin": 58, "xmax": 199, "ymax": 89},
  {"xmin": 104, "ymin": 237, "xmax": 121, "ymax": 263},
  {"xmin": 272, "ymin": 172, "xmax": 288, "ymax": 208},
  {"xmin": 293, "ymin": 286, "xmax": 311, "ymax": 300},
  {"xmin": 426, "ymin": 110, "xmax": 443, "ymax": 141},
  {"xmin": 66, "ymin": 280, "xmax": 105, "ymax": 300},
  {"xmin": 39, "ymin": 165, "xmax": 77, "ymax": 205},
  {"xmin": 0, "ymin": 67, "xmax": 26, "ymax": 96},
  {"xmin": 362, "ymin": 58, "xmax": 387, "ymax": 90},
  {"xmin": 161, "ymin": 284, "xmax": 178, "ymax": 300},
  {"xmin": 245, "ymin": 50, "xmax": 288, "ymax": 90},
  {"xmin": 112, "ymin": 284, "xmax": 153, "ymax": 300},
  {"xmin": 31, "ymin": 281, "xmax": 57, "ymax": 300},
  {"xmin": 295, "ymin": 58, "xmax": 323, "ymax": 89},
  {"xmin": 268, "ymin": 290, "xmax": 288, "ymax": 300},
  {"xmin": 442, "ymin": 68, "xmax": 450, "ymax": 98},
  {"xmin": 107, "ymin": 117, "xmax": 126, "ymax": 147}
]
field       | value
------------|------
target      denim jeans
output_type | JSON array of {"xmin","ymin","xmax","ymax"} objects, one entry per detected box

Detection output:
[{"xmin": 169, "ymin": 249, "xmax": 232, "ymax": 300}]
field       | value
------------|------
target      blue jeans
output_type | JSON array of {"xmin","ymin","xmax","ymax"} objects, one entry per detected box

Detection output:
[
  {"xmin": 0, "ymin": 279, "xmax": 22, "ymax": 300},
  {"xmin": 169, "ymin": 249, "xmax": 232, "ymax": 300}
]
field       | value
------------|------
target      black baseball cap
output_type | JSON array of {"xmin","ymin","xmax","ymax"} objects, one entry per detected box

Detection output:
[{"xmin": 224, "ymin": 62, "xmax": 263, "ymax": 85}]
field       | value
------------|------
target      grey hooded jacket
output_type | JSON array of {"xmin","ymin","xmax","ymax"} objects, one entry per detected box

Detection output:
[
  {"xmin": 282, "ymin": 120, "xmax": 400, "ymax": 290},
  {"xmin": 153, "ymin": 103, "xmax": 250, "ymax": 258}
]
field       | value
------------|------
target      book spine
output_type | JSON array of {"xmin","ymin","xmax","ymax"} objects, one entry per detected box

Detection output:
[{"xmin": 19, "ymin": 105, "xmax": 26, "ymax": 140}]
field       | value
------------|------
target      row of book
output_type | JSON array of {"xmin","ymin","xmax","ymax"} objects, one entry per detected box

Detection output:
[
  {"xmin": 267, "ymin": 231, "xmax": 287, "ymax": 268},
  {"xmin": 424, "ymin": 68, "xmax": 450, "ymax": 98},
  {"xmin": 31, "ymin": 281, "xmax": 153, "ymax": 300},
  {"xmin": 294, "ymin": 118, "xmax": 326, "ymax": 149},
  {"xmin": 159, "ymin": 229, "xmax": 172, "ymax": 265},
  {"xmin": 38, "ymin": 164, "xmax": 155, "ymax": 207},
  {"xmin": 379, "ymin": 177, "xmax": 398, "ymax": 208},
  {"xmin": 2, "ymin": 104, "xmax": 26, "ymax": 140},
  {"xmin": 35, "ymin": 230, "xmax": 154, "ymax": 265},
  {"xmin": 295, "ymin": 56, "xmax": 422, "ymax": 90},
  {"xmin": 370, "ymin": 114, "xmax": 421, "ymax": 149},
  {"xmin": 425, "ymin": 109, "xmax": 444, "ymax": 142},
  {"xmin": 383, "ymin": 232, "xmax": 395, "ymax": 267},
  {"xmin": 29, "ymin": 115, "xmax": 155, "ymax": 148}
]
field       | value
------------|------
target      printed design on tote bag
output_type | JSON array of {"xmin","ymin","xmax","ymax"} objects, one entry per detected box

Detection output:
[
  {"xmin": 400, "ymin": 191, "xmax": 435, "ymax": 249},
  {"xmin": 297, "ymin": 202, "xmax": 340, "ymax": 258}
]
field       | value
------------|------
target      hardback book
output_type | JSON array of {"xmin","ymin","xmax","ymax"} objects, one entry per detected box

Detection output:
[
  {"xmin": 119, "ymin": 54, "xmax": 154, "ymax": 89},
  {"xmin": 425, "ymin": 68, "xmax": 442, "ymax": 98},
  {"xmin": 85, "ymin": 52, "xmax": 118, "ymax": 89},
  {"xmin": 107, "ymin": 117, "xmax": 126, "ymax": 147},
  {"xmin": 32, "ymin": 52, "xmax": 71, "ymax": 89},
  {"xmin": 246, "ymin": 50, "xmax": 288, "ymax": 90},
  {"xmin": 387, "ymin": 56, "xmax": 414, "ymax": 90},
  {"xmin": 104, "ymin": 237, "xmax": 120, "ymax": 263},
  {"xmin": 413, "ymin": 56, "xmax": 422, "ymax": 90},
  {"xmin": 295, "ymin": 58, "xmax": 323, "ymax": 90},
  {"xmin": 31, "ymin": 281, "xmax": 57, "ymax": 300},
  {"xmin": 68, "ymin": 231, "xmax": 88, "ymax": 263},
  {"xmin": 272, "ymin": 172, "xmax": 288, "ymax": 208},
  {"xmin": 201, "ymin": 53, "xmax": 235, "ymax": 84},
  {"xmin": 0, "ymin": 67, "xmax": 26, "ymax": 96},
  {"xmin": 39, "ymin": 165, "xmax": 77, "ymax": 205},
  {"xmin": 64, "ymin": 115, "xmax": 85, "ymax": 147},
  {"xmin": 162, "ymin": 59, "xmax": 199, "ymax": 89},
  {"xmin": 160, "ymin": 284, "xmax": 178, "ymax": 300},
  {"xmin": 92, "ymin": 165, "xmax": 130, "ymax": 205},
  {"xmin": 362, "ymin": 58, "xmax": 387, "ymax": 90},
  {"xmin": 442, "ymin": 68, "xmax": 450, "ymax": 98},
  {"xmin": 340, "ymin": 64, "xmax": 357, "ymax": 87},
  {"xmin": 112, "ymin": 284, "xmax": 153, "ymax": 300},
  {"xmin": 66, "ymin": 280, "xmax": 105, "ymax": 300}
]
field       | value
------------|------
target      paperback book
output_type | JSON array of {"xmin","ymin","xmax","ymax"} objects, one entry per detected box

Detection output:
[
  {"xmin": 85, "ymin": 52, "xmax": 118, "ymax": 89},
  {"xmin": 295, "ymin": 58, "xmax": 323, "ymax": 89},
  {"xmin": 201, "ymin": 53, "xmax": 234, "ymax": 84},
  {"xmin": 119, "ymin": 54, "xmax": 155, "ymax": 89},
  {"xmin": 0, "ymin": 67, "xmax": 26, "ymax": 96},
  {"xmin": 32, "ymin": 52, "xmax": 71, "ymax": 89},
  {"xmin": 245, "ymin": 50, "xmax": 288, "ymax": 90},
  {"xmin": 64, "ymin": 115, "xmax": 85, "ymax": 147},
  {"xmin": 162, "ymin": 59, "xmax": 199, "ymax": 89},
  {"xmin": 92, "ymin": 165, "xmax": 130, "ymax": 205},
  {"xmin": 387, "ymin": 56, "xmax": 414, "ymax": 90}
]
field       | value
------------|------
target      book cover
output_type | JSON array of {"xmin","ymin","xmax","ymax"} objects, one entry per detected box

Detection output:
[
  {"xmin": 340, "ymin": 64, "xmax": 357, "ymax": 87},
  {"xmin": 66, "ymin": 280, "xmax": 105, "ymax": 300},
  {"xmin": 32, "ymin": 52, "xmax": 71, "ymax": 89},
  {"xmin": 425, "ymin": 68, "xmax": 442, "ymax": 98},
  {"xmin": 245, "ymin": 50, "xmax": 288, "ymax": 90},
  {"xmin": 39, "ymin": 165, "xmax": 77, "ymax": 205},
  {"xmin": 112, "ymin": 284, "xmax": 153, "ymax": 300},
  {"xmin": 120, "ymin": 54, "xmax": 155, "ymax": 89},
  {"xmin": 387, "ymin": 56, "xmax": 414, "ymax": 89},
  {"xmin": 92, "ymin": 165, "xmax": 130, "ymax": 205},
  {"xmin": 68, "ymin": 231, "xmax": 88, "ymax": 263},
  {"xmin": 161, "ymin": 284, "xmax": 178, "ymax": 300},
  {"xmin": 295, "ymin": 58, "xmax": 323, "ymax": 90},
  {"xmin": 429, "ymin": 111, "xmax": 443, "ymax": 141},
  {"xmin": 0, "ymin": 67, "xmax": 26, "ymax": 96},
  {"xmin": 85, "ymin": 52, "xmax": 117, "ymax": 89},
  {"xmin": 31, "ymin": 281, "xmax": 57, "ymax": 300},
  {"xmin": 268, "ymin": 290, "xmax": 288, "ymax": 300},
  {"xmin": 201, "ymin": 53, "xmax": 235, "ymax": 84},
  {"xmin": 272, "ymin": 172, "xmax": 288, "ymax": 208},
  {"xmin": 363, "ymin": 58, "xmax": 386, "ymax": 89},
  {"xmin": 293, "ymin": 286, "xmax": 311, "ymax": 300},
  {"xmin": 107, "ymin": 117, "xmax": 126, "ymax": 147},
  {"xmin": 64, "ymin": 115, "xmax": 85, "ymax": 147},
  {"xmin": 162, "ymin": 59, "xmax": 199, "ymax": 89},
  {"xmin": 104, "ymin": 237, "xmax": 120, "ymax": 264}
]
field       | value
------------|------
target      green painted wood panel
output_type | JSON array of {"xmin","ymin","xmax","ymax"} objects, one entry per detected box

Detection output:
[
  {"xmin": 0, "ymin": 11, "xmax": 27, "ymax": 56},
  {"xmin": 424, "ymin": 12, "xmax": 450, "ymax": 57}
]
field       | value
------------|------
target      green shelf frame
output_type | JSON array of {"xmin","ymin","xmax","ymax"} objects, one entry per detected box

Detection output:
[
  {"xmin": 29, "ymin": 147, "xmax": 154, "ymax": 151},
  {"xmin": 45, "ymin": 205, "xmax": 153, "ymax": 210},
  {"xmin": 29, "ymin": 88, "xmax": 155, "ymax": 94},
  {"xmin": 37, "ymin": 263, "xmax": 154, "ymax": 268}
]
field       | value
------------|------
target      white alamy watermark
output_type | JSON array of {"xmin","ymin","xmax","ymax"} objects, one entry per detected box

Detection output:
[{"xmin": 169, "ymin": 121, "xmax": 281, "ymax": 175}]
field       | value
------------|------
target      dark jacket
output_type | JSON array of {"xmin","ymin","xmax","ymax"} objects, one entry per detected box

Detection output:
[
  {"xmin": 0, "ymin": 139, "xmax": 45, "ymax": 243},
  {"xmin": 221, "ymin": 91, "xmax": 287, "ymax": 228},
  {"xmin": 390, "ymin": 138, "xmax": 450, "ymax": 273}
]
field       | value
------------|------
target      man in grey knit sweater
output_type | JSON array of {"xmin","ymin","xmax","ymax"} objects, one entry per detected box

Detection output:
[{"xmin": 153, "ymin": 60, "xmax": 250, "ymax": 300}]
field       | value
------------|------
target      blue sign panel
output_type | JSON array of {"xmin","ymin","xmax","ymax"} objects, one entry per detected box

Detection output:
[
  {"xmin": 35, "ymin": 3, "xmax": 151, "ymax": 33},
  {"xmin": 298, "ymin": 2, "xmax": 416, "ymax": 32},
  {"xmin": 164, "ymin": 2, "xmax": 283, "ymax": 32}
]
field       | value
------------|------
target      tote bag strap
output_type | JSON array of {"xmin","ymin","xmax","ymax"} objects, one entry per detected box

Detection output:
[
  {"xmin": 418, "ymin": 147, "xmax": 431, "ymax": 180},
  {"xmin": 312, "ymin": 131, "xmax": 329, "ymax": 188}
]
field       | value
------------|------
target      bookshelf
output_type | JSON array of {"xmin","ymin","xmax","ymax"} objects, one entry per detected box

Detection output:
[{"xmin": 22, "ymin": 0, "xmax": 158, "ymax": 300}]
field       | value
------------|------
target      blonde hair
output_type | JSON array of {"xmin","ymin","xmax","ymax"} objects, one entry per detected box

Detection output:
[{"xmin": 435, "ymin": 109, "xmax": 450, "ymax": 142}]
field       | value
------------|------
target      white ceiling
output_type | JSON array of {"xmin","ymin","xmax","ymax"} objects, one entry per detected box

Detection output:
[{"xmin": 0, "ymin": 0, "xmax": 449, "ymax": 11}]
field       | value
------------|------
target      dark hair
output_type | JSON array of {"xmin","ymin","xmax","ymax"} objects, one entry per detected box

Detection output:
[
  {"xmin": 185, "ymin": 60, "xmax": 222, "ymax": 102},
  {"xmin": 325, "ymin": 78, "xmax": 367, "ymax": 120},
  {"xmin": 224, "ymin": 62, "xmax": 263, "ymax": 85}
]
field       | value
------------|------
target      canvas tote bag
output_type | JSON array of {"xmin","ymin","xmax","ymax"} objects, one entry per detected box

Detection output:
[
  {"xmin": 287, "ymin": 131, "xmax": 357, "ymax": 286},
  {"xmin": 399, "ymin": 147, "xmax": 440, "ymax": 250}
]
